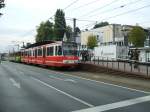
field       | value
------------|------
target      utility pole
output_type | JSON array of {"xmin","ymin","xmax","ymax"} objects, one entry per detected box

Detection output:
[{"xmin": 73, "ymin": 18, "xmax": 76, "ymax": 42}]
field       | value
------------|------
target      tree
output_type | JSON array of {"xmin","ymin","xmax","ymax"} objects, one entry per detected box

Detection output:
[
  {"xmin": 43, "ymin": 20, "xmax": 53, "ymax": 40},
  {"xmin": 93, "ymin": 21, "xmax": 109, "ymax": 29},
  {"xmin": 128, "ymin": 26, "xmax": 146, "ymax": 47},
  {"xmin": 87, "ymin": 35, "xmax": 98, "ymax": 49},
  {"xmin": 36, "ymin": 22, "xmax": 45, "ymax": 42},
  {"xmin": 0, "ymin": 0, "xmax": 5, "ymax": 16},
  {"xmin": 75, "ymin": 27, "xmax": 81, "ymax": 35},
  {"xmin": 54, "ymin": 9, "xmax": 66, "ymax": 41},
  {"xmin": 66, "ymin": 25, "xmax": 72, "ymax": 41},
  {"xmin": 35, "ymin": 20, "xmax": 53, "ymax": 42}
]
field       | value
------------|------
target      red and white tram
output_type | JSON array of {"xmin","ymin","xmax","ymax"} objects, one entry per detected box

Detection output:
[{"xmin": 21, "ymin": 41, "xmax": 79, "ymax": 68}]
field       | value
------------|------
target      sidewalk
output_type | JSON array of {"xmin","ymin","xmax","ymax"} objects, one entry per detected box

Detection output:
[{"xmin": 80, "ymin": 60, "xmax": 150, "ymax": 78}]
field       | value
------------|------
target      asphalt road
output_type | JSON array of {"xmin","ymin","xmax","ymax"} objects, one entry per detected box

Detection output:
[{"xmin": 0, "ymin": 61, "xmax": 150, "ymax": 112}]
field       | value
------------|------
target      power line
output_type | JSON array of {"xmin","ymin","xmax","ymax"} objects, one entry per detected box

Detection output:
[
  {"xmin": 101, "ymin": 3, "xmax": 150, "ymax": 21},
  {"xmin": 63, "ymin": 0, "xmax": 80, "ymax": 10},
  {"xmin": 76, "ymin": 19, "xmax": 97, "ymax": 22},
  {"xmin": 50, "ymin": 15, "xmax": 97, "ymax": 22},
  {"xmin": 88, "ymin": 5, "xmax": 125, "ymax": 18},
  {"xmin": 80, "ymin": 22, "xmax": 97, "ymax": 29},
  {"xmin": 80, "ymin": 3, "xmax": 150, "ymax": 30},
  {"xmin": 87, "ymin": 0, "xmax": 143, "ymax": 18},
  {"xmin": 78, "ymin": 0, "xmax": 120, "ymax": 18},
  {"xmin": 49, "ymin": 0, "xmax": 80, "ymax": 20},
  {"xmin": 70, "ymin": 0, "xmax": 101, "ymax": 12}
]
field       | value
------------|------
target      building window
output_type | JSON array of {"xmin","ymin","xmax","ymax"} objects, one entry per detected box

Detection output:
[{"xmin": 146, "ymin": 51, "xmax": 150, "ymax": 62}]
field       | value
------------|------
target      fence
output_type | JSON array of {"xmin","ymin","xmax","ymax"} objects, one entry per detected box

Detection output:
[{"xmin": 81, "ymin": 56, "xmax": 150, "ymax": 77}]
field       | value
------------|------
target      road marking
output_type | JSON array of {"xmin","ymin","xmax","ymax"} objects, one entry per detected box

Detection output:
[
  {"xmin": 72, "ymin": 95, "xmax": 150, "ymax": 112},
  {"xmin": 19, "ymin": 71, "xmax": 25, "ymax": 75},
  {"xmin": 50, "ymin": 71, "xmax": 150, "ymax": 94},
  {"xmin": 64, "ymin": 79, "xmax": 77, "ymax": 83},
  {"xmin": 49, "ymin": 76, "xmax": 64, "ymax": 80},
  {"xmin": 9, "ymin": 78, "xmax": 20, "ymax": 89},
  {"xmin": 32, "ymin": 77, "xmax": 94, "ymax": 107},
  {"xmin": 49, "ymin": 75, "xmax": 77, "ymax": 83}
]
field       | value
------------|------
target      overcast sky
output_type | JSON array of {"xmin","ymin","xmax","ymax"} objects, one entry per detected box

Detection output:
[{"xmin": 0, "ymin": 0, "xmax": 150, "ymax": 52}]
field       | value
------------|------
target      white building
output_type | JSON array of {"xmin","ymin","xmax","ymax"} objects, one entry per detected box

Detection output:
[
  {"xmin": 80, "ymin": 24, "xmax": 133, "ymax": 59},
  {"xmin": 81, "ymin": 24, "xmax": 133, "ymax": 47}
]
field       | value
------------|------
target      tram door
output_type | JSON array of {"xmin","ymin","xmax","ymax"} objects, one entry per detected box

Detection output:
[{"xmin": 43, "ymin": 47, "xmax": 46, "ymax": 64}]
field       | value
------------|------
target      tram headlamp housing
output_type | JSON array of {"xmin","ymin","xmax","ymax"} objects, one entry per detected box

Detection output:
[{"xmin": 63, "ymin": 60, "xmax": 78, "ymax": 64}]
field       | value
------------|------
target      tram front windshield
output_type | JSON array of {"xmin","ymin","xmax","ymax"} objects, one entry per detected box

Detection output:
[{"xmin": 63, "ymin": 42, "xmax": 77, "ymax": 56}]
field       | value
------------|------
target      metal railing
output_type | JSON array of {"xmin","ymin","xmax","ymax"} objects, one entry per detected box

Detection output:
[{"xmin": 80, "ymin": 56, "xmax": 150, "ymax": 77}]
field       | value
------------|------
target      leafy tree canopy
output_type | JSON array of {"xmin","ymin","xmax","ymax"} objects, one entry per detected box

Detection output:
[
  {"xmin": 75, "ymin": 27, "xmax": 81, "ymax": 34},
  {"xmin": 35, "ymin": 20, "xmax": 53, "ymax": 42},
  {"xmin": 93, "ymin": 21, "xmax": 109, "ymax": 29},
  {"xmin": 54, "ymin": 9, "xmax": 66, "ymax": 41},
  {"xmin": 0, "ymin": 0, "xmax": 5, "ymax": 16},
  {"xmin": 128, "ymin": 26, "xmax": 146, "ymax": 47},
  {"xmin": 87, "ymin": 35, "xmax": 98, "ymax": 49},
  {"xmin": 66, "ymin": 25, "xmax": 72, "ymax": 41}
]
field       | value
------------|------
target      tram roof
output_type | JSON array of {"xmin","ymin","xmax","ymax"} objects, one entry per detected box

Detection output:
[{"xmin": 25, "ymin": 41, "xmax": 56, "ymax": 49}]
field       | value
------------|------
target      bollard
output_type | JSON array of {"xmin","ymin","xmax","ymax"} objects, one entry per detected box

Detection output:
[
  {"xmin": 118, "ymin": 61, "xmax": 119, "ymax": 69},
  {"xmin": 102, "ymin": 57, "xmax": 104, "ymax": 66},
  {"xmin": 138, "ymin": 62, "xmax": 140, "ymax": 73},
  {"xmin": 147, "ymin": 65, "xmax": 148, "ymax": 77},
  {"xmin": 107, "ymin": 57, "xmax": 108, "ymax": 69},
  {"xmin": 131, "ymin": 61, "xmax": 132, "ymax": 72},
  {"xmin": 112, "ymin": 58, "xmax": 113, "ymax": 68},
  {"xmin": 124, "ymin": 61, "xmax": 126, "ymax": 72}
]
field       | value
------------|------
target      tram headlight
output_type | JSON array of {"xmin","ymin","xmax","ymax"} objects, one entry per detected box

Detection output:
[
  {"xmin": 63, "ymin": 60, "xmax": 69, "ymax": 63},
  {"xmin": 63, "ymin": 60, "xmax": 78, "ymax": 64}
]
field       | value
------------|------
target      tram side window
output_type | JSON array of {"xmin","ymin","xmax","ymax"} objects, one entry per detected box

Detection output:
[
  {"xmin": 55, "ymin": 46, "xmax": 58, "ymax": 56},
  {"xmin": 27, "ymin": 51, "xmax": 29, "ymax": 56},
  {"xmin": 23, "ymin": 52, "xmax": 25, "ymax": 56},
  {"xmin": 47, "ymin": 47, "xmax": 53, "ymax": 56},
  {"xmin": 38, "ymin": 48, "xmax": 42, "ymax": 56},
  {"xmin": 55, "ymin": 46, "xmax": 62, "ymax": 56},
  {"xmin": 58, "ymin": 46, "xmax": 62, "ymax": 55},
  {"xmin": 30, "ymin": 50, "xmax": 32, "ymax": 56},
  {"xmin": 35, "ymin": 49, "xmax": 37, "ymax": 57},
  {"xmin": 21, "ymin": 52, "xmax": 24, "ymax": 56},
  {"xmin": 32, "ymin": 51, "xmax": 34, "ymax": 56},
  {"xmin": 29, "ymin": 50, "xmax": 31, "ymax": 56},
  {"xmin": 25, "ymin": 51, "xmax": 28, "ymax": 56}
]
